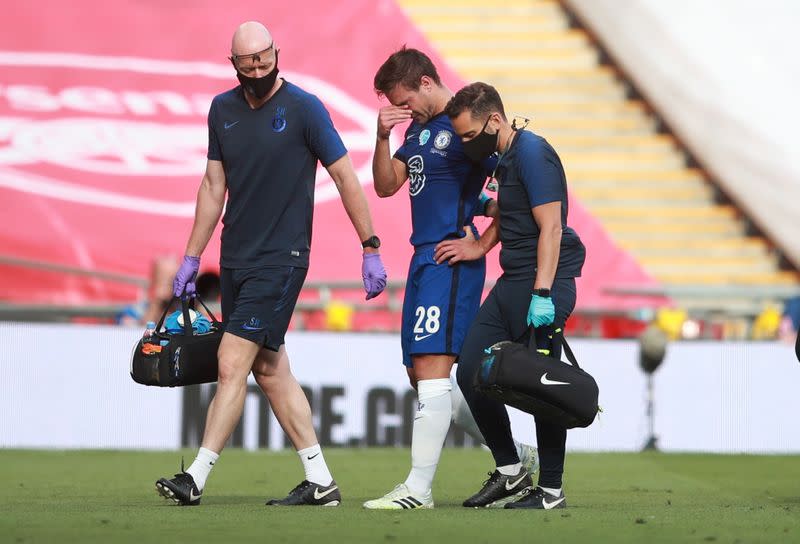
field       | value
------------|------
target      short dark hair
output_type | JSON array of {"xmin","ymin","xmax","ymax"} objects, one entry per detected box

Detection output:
[
  {"xmin": 444, "ymin": 82, "xmax": 506, "ymax": 121},
  {"xmin": 374, "ymin": 46, "xmax": 442, "ymax": 96},
  {"xmin": 195, "ymin": 271, "xmax": 221, "ymax": 301}
]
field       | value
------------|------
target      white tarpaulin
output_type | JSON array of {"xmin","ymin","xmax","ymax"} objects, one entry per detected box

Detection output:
[{"xmin": 567, "ymin": 0, "xmax": 800, "ymax": 268}]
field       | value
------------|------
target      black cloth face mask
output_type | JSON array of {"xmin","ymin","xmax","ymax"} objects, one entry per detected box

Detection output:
[
  {"xmin": 235, "ymin": 50, "xmax": 280, "ymax": 100},
  {"xmin": 462, "ymin": 116, "xmax": 499, "ymax": 163}
]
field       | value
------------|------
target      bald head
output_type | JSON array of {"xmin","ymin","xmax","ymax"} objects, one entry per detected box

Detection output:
[{"xmin": 231, "ymin": 21, "xmax": 273, "ymax": 56}]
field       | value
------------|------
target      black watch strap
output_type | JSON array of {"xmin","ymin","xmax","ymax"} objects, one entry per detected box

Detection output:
[
  {"xmin": 361, "ymin": 235, "xmax": 381, "ymax": 249},
  {"xmin": 533, "ymin": 288, "xmax": 551, "ymax": 297}
]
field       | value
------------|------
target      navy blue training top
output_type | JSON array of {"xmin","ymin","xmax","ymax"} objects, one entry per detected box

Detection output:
[
  {"xmin": 207, "ymin": 80, "xmax": 347, "ymax": 269},
  {"xmin": 394, "ymin": 114, "xmax": 495, "ymax": 248},
  {"xmin": 495, "ymin": 129, "xmax": 585, "ymax": 279}
]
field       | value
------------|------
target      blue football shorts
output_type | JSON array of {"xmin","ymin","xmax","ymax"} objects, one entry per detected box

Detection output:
[
  {"xmin": 400, "ymin": 244, "xmax": 486, "ymax": 367},
  {"xmin": 220, "ymin": 265, "xmax": 307, "ymax": 351}
]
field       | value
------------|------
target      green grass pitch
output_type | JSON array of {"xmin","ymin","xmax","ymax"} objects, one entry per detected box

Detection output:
[{"xmin": 2, "ymin": 449, "xmax": 798, "ymax": 543}]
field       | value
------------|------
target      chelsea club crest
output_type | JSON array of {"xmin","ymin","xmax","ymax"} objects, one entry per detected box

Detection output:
[
  {"xmin": 433, "ymin": 130, "xmax": 451, "ymax": 150},
  {"xmin": 272, "ymin": 107, "xmax": 287, "ymax": 133}
]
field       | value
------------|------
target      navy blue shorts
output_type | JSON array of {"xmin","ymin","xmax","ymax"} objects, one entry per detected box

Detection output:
[
  {"xmin": 220, "ymin": 266, "xmax": 307, "ymax": 351},
  {"xmin": 400, "ymin": 245, "xmax": 486, "ymax": 367}
]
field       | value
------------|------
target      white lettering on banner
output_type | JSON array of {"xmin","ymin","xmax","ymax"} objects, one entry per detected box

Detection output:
[
  {"xmin": 0, "ymin": 85, "xmax": 215, "ymax": 117},
  {"xmin": 3, "ymin": 85, "xmax": 61, "ymax": 112},
  {"xmin": 59, "ymin": 87, "xmax": 127, "ymax": 115},
  {"xmin": 2, "ymin": 118, "xmax": 207, "ymax": 175},
  {"xmin": 2, "ymin": 323, "xmax": 799, "ymax": 452},
  {"xmin": 0, "ymin": 51, "xmax": 383, "ymax": 210}
]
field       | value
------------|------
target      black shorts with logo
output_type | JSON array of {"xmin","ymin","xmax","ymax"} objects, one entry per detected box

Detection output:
[{"xmin": 220, "ymin": 266, "xmax": 307, "ymax": 351}]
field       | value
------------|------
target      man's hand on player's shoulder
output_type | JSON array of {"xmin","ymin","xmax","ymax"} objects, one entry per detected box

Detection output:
[{"xmin": 434, "ymin": 227, "xmax": 485, "ymax": 265}]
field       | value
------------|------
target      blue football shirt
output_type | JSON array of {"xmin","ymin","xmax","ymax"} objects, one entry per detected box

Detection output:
[
  {"xmin": 207, "ymin": 80, "xmax": 347, "ymax": 269},
  {"xmin": 394, "ymin": 114, "xmax": 494, "ymax": 247}
]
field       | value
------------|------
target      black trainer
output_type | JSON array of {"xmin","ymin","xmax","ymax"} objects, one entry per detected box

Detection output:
[
  {"xmin": 156, "ymin": 466, "xmax": 202, "ymax": 506},
  {"xmin": 506, "ymin": 486, "xmax": 566, "ymax": 510},
  {"xmin": 266, "ymin": 480, "xmax": 341, "ymax": 506},
  {"xmin": 462, "ymin": 468, "xmax": 533, "ymax": 508}
]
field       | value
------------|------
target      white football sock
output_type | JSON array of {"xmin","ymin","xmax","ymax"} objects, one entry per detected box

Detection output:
[
  {"xmin": 450, "ymin": 373, "xmax": 526, "ymax": 457},
  {"xmin": 497, "ymin": 463, "xmax": 523, "ymax": 476},
  {"xmin": 540, "ymin": 486, "xmax": 562, "ymax": 496},
  {"xmin": 298, "ymin": 444, "xmax": 333, "ymax": 486},
  {"xmin": 404, "ymin": 378, "xmax": 452, "ymax": 495},
  {"xmin": 186, "ymin": 447, "xmax": 219, "ymax": 491}
]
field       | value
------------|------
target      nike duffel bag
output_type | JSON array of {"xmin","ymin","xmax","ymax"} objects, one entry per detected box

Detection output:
[{"xmin": 473, "ymin": 330, "xmax": 599, "ymax": 429}]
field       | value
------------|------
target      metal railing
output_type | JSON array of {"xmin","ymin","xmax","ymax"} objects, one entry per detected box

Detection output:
[{"xmin": 1, "ymin": 255, "xmax": 797, "ymax": 339}]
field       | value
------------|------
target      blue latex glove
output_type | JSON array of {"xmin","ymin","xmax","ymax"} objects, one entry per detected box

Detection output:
[
  {"xmin": 173, "ymin": 255, "xmax": 200, "ymax": 297},
  {"xmin": 527, "ymin": 294, "xmax": 555, "ymax": 328},
  {"xmin": 362, "ymin": 253, "xmax": 387, "ymax": 300}
]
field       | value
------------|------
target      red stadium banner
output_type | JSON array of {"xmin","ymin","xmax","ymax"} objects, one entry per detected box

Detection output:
[{"xmin": 0, "ymin": 0, "xmax": 662, "ymax": 311}]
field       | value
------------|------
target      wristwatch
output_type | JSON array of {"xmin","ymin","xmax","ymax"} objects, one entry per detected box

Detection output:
[
  {"xmin": 533, "ymin": 288, "xmax": 551, "ymax": 297},
  {"xmin": 361, "ymin": 235, "xmax": 381, "ymax": 249}
]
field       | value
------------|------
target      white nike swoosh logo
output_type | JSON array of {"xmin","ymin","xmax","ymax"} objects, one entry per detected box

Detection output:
[
  {"xmin": 224, "ymin": 121, "xmax": 239, "ymax": 129},
  {"xmin": 189, "ymin": 489, "xmax": 202, "ymax": 502},
  {"xmin": 314, "ymin": 486, "xmax": 338, "ymax": 500},
  {"xmin": 540, "ymin": 373, "xmax": 570, "ymax": 386},
  {"xmin": 505, "ymin": 474, "xmax": 527, "ymax": 491},
  {"xmin": 414, "ymin": 333, "xmax": 433, "ymax": 341},
  {"xmin": 542, "ymin": 496, "xmax": 565, "ymax": 509}
]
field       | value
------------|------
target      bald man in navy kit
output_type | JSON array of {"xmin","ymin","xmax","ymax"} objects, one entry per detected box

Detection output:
[{"xmin": 155, "ymin": 21, "xmax": 386, "ymax": 507}]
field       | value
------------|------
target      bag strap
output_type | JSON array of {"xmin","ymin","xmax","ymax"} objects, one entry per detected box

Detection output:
[
  {"xmin": 194, "ymin": 295, "xmax": 221, "ymax": 325},
  {"xmin": 179, "ymin": 297, "xmax": 194, "ymax": 336},
  {"xmin": 154, "ymin": 297, "xmax": 174, "ymax": 334},
  {"xmin": 527, "ymin": 326, "xmax": 582, "ymax": 370},
  {"xmin": 560, "ymin": 335, "xmax": 581, "ymax": 370}
]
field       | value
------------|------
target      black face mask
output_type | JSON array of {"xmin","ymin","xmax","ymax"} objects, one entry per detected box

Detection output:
[
  {"xmin": 236, "ymin": 51, "xmax": 280, "ymax": 100},
  {"xmin": 462, "ymin": 117, "xmax": 498, "ymax": 163}
]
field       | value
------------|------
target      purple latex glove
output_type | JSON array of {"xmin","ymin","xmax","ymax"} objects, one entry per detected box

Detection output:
[
  {"xmin": 173, "ymin": 255, "xmax": 200, "ymax": 298},
  {"xmin": 362, "ymin": 253, "xmax": 387, "ymax": 300}
]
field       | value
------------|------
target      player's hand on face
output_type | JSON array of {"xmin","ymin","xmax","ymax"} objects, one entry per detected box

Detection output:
[
  {"xmin": 377, "ymin": 105, "xmax": 412, "ymax": 140},
  {"xmin": 434, "ymin": 227, "xmax": 483, "ymax": 265}
]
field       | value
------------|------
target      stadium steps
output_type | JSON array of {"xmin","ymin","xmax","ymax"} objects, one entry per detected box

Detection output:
[{"xmin": 398, "ymin": 0, "xmax": 799, "ymax": 303}]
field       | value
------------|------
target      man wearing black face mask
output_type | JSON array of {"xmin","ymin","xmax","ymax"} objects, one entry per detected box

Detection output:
[
  {"xmin": 445, "ymin": 82, "xmax": 586, "ymax": 510},
  {"xmin": 363, "ymin": 47, "xmax": 538, "ymax": 511},
  {"xmin": 155, "ymin": 21, "xmax": 387, "ymax": 508}
]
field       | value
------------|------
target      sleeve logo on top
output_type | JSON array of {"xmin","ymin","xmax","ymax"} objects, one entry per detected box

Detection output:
[
  {"xmin": 418, "ymin": 129, "xmax": 431, "ymax": 146},
  {"xmin": 407, "ymin": 155, "xmax": 426, "ymax": 196},
  {"xmin": 272, "ymin": 107, "xmax": 287, "ymax": 132}
]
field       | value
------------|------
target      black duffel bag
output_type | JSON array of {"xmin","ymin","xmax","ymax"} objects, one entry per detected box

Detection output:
[
  {"xmin": 474, "ymin": 329, "xmax": 599, "ymax": 429},
  {"xmin": 130, "ymin": 295, "xmax": 223, "ymax": 387}
]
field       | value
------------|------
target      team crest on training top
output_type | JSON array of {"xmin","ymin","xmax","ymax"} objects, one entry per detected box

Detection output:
[
  {"xmin": 418, "ymin": 129, "xmax": 430, "ymax": 146},
  {"xmin": 433, "ymin": 130, "xmax": 451, "ymax": 150},
  {"xmin": 272, "ymin": 107, "xmax": 287, "ymax": 132}
]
